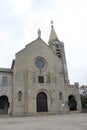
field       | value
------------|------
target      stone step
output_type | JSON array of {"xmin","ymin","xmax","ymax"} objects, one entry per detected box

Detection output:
[
  {"xmin": 0, "ymin": 114, "xmax": 10, "ymax": 118},
  {"xmin": 69, "ymin": 110, "xmax": 81, "ymax": 114}
]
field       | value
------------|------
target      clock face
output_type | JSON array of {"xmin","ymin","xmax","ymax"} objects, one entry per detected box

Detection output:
[{"xmin": 35, "ymin": 59, "xmax": 44, "ymax": 68}]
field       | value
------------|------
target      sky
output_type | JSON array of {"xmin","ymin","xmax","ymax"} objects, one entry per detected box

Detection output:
[{"xmin": 0, "ymin": 0, "xmax": 87, "ymax": 86}]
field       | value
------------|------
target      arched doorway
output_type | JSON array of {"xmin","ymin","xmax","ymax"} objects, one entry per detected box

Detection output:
[
  {"xmin": 36, "ymin": 92, "xmax": 48, "ymax": 112},
  {"xmin": 68, "ymin": 95, "xmax": 77, "ymax": 111},
  {"xmin": 0, "ymin": 96, "xmax": 9, "ymax": 115}
]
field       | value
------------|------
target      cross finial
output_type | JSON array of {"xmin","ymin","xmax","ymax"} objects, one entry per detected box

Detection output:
[
  {"xmin": 51, "ymin": 20, "xmax": 53, "ymax": 28},
  {"xmin": 38, "ymin": 29, "xmax": 41, "ymax": 38}
]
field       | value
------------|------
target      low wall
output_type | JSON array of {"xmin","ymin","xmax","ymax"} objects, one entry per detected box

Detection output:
[{"xmin": 81, "ymin": 109, "xmax": 87, "ymax": 113}]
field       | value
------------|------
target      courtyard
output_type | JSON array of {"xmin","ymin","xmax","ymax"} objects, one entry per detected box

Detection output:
[{"xmin": 0, "ymin": 113, "xmax": 87, "ymax": 130}]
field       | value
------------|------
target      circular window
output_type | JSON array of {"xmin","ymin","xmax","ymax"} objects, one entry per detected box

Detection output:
[{"xmin": 35, "ymin": 59, "xmax": 45, "ymax": 68}]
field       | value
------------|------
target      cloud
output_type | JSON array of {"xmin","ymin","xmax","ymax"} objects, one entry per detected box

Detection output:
[{"xmin": 31, "ymin": 0, "xmax": 55, "ymax": 9}]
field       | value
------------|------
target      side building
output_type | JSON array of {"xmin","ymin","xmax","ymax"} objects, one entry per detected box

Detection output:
[
  {"xmin": 0, "ymin": 68, "xmax": 13, "ymax": 114},
  {"xmin": 0, "ymin": 24, "xmax": 81, "ymax": 115}
]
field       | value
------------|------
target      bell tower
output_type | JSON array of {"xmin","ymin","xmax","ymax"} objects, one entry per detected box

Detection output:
[{"xmin": 48, "ymin": 21, "xmax": 69, "ymax": 84}]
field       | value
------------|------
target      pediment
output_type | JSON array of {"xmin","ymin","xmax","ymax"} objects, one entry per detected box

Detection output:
[{"xmin": 16, "ymin": 38, "xmax": 53, "ymax": 57}]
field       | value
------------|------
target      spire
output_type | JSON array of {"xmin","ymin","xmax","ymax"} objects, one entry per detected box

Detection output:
[{"xmin": 48, "ymin": 21, "xmax": 59, "ymax": 43}]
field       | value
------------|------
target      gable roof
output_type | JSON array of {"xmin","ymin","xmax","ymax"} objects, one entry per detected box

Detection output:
[{"xmin": 16, "ymin": 37, "xmax": 52, "ymax": 55}]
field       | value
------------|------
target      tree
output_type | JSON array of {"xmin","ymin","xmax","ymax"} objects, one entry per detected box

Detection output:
[{"xmin": 80, "ymin": 95, "xmax": 87, "ymax": 109}]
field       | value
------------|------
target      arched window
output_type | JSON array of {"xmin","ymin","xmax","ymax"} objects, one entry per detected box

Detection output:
[
  {"xmin": 59, "ymin": 92, "xmax": 63, "ymax": 100},
  {"xmin": 18, "ymin": 91, "xmax": 22, "ymax": 101}
]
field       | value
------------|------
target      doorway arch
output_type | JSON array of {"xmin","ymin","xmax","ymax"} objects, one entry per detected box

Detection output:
[
  {"xmin": 68, "ymin": 95, "xmax": 77, "ymax": 111},
  {"xmin": 36, "ymin": 92, "xmax": 48, "ymax": 112},
  {"xmin": 0, "ymin": 95, "xmax": 9, "ymax": 114}
]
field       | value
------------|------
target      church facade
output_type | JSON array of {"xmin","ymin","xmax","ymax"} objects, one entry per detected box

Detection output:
[{"xmin": 0, "ymin": 24, "xmax": 81, "ymax": 116}]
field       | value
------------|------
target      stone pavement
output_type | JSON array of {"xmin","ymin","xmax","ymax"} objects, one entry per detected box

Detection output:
[{"xmin": 0, "ymin": 113, "xmax": 87, "ymax": 130}]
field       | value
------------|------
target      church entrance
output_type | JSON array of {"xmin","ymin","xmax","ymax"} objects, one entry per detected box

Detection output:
[
  {"xmin": 0, "ymin": 96, "xmax": 9, "ymax": 115},
  {"xmin": 68, "ymin": 95, "xmax": 77, "ymax": 111},
  {"xmin": 36, "ymin": 92, "xmax": 48, "ymax": 112}
]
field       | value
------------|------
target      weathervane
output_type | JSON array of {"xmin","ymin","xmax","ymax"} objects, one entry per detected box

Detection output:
[{"xmin": 51, "ymin": 20, "xmax": 53, "ymax": 28}]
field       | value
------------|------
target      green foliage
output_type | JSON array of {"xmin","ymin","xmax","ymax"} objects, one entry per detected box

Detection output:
[{"xmin": 80, "ymin": 95, "xmax": 87, "ymax": 109}]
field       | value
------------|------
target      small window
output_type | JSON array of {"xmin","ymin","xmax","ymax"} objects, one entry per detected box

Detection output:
[
  {"xmin": 59, "ymin": 92, "xmax": 63, "ymax": 100},
  {"xmin": 38, "ymin": 76, "xmax": 44, "ymax": 83},
  {"xmin": 18, "ymin": 91, "xmax": 22, "ymax": 101},
  {"xmin": 2, "ymin": 76, "xmax": 8, "ymax": 85}
]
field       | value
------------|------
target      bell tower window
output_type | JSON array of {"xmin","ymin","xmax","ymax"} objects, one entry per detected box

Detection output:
[{"xmin": 56, "ymin": 47, "xmax": 61, "ymax": 57}]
